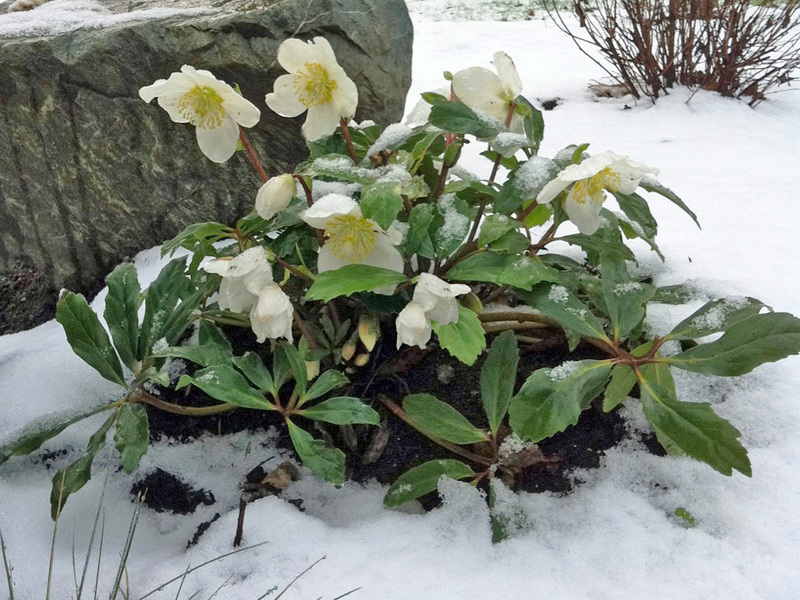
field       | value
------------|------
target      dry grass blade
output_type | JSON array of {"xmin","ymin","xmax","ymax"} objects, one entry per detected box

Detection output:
[{"xmin": 1, "ymin": 529, "xmax": 14, "ymax": 600}]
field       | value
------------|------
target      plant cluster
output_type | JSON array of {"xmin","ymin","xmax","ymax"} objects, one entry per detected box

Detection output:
[
  {"xmin": 549, "ymin": 0, "xmax": 800, "ymax": 104},
  {"xmin": 2, "ymin": 36, "xmax": 800, "ymax": 520}
]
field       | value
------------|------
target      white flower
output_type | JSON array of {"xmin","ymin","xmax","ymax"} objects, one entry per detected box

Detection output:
[
  {"xmin": 139, "ymin": 65, "xmax": 261, "ymax": 164},
  {"xmin": 203, "ymin": 247, "xmax": 272, "ymax": 313},
  {"xmin": 452, "ymin": 51, "xmax": 523, "ymax": 131},
  {"xmin": 301, "ymin": 194, "xmax": 404, "ymax": 294},
  {"xmin": 265, "ymin": 37, "xmax": 358, "ymax": 141},
  {"xmin": 256, "ymin": 174, "xmax": 296, "ymax": 221},
  {"xmin": 536, "ymin": 151, "xmax": 659, "ymax": 235},
  {"xmin": 395, "ymin": 301, "xmax": 432, "ymax": 349},
  {"xmin": 413, "ymin": 273, "xmax": 471, "ymax": 326},
  {"xmin": 251, "ymin": 282, "xmax": 294, "ymax": 343}
]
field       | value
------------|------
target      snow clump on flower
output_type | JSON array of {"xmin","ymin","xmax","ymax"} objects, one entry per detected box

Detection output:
[
  {"xmin": 265, "ymin": 37, "xmax": 358, "ymax": 141},
  {"xmin": 139, "ymin": 65, "xmax": 261, "ymax": 164}
]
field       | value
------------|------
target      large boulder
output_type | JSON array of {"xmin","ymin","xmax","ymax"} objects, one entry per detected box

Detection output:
[{"xmin": 0, "ymin": 0, "xmax": 413, "ymax": 333}]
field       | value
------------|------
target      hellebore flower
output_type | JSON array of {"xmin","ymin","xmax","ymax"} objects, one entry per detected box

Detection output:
[
  {"xmin": 412, "ymin": 273, "xmax": 471, "ymax": 327},
  {"xmin": 139, "ymin": 65, "xmax": 261, "ymax": 164},
  {"xmin": 395, "ymin": 301, "xmax": 432, "ymax": 349},
  {"xmin": 536, "ymin": 151, "xmax": 658, "ymax": 235},
  {"xmin": 256, "ymin": 174, "xmax": 296, "ymax": 221},
  {"xmin": 395, "ymin": 274, "xmax": 471, "ymax": 349},
  {"xmin": 265, "ymin": 37, "xmax": 358, "ymax": 141},
  {"xmin": 300, "ymin": 194, "xmax": 404, "ymax": 293},
  {"xmin": 251, "ymin": 282, "xmax": 294, "ymax": 343},
  {"xmin": 203, "ymin": 246, "xmax": 272, "ymax": 313},
  {"xmin": 452, "ymin": 51, "xmax": 523, "ymax": 131}
]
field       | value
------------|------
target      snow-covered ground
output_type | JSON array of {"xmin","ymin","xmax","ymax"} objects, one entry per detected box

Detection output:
[{"xmin": 1, "ymin": 4, "xmax": 800, "ymax": 599}]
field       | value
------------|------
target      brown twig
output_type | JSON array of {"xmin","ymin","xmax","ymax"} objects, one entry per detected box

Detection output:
[
  {"xmin": 239, "ymin": 127, "xmax": 268, "ymax": 183},
  {"xmin": 339, "ymin": 118, "xmax": 359, "ymax": 164}
]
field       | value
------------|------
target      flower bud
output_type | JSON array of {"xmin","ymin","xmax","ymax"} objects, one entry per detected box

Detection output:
[
  {"xmin": 341, "ymin": 339, "xmax": 357, "ymax": 362},
  {"xmin": 305, "ymin": 360, "xmax": 320, "ymax": 381},
  {"xmin": 358, "ymin": 313, "xmax": 380, "ymax": 352},
  {"xmin": 255, "ymin": 174, "xmax": 295, "ymax": 221},
  {"xmin": 461, "ymin": 291, "xmax": 483, "ymax": 315},
  {"xmin": 354, "ymin": 353, "xmax": 371, "ymax": 367}
]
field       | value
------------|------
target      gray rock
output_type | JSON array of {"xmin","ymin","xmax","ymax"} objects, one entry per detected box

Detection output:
[{"xmin": 0, "ymin": 0, "xmax": 413, "ymax": 333}]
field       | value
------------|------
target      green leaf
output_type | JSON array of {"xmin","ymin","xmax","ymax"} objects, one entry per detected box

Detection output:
[
  {"xmin": 384, "ymin": 459, "xmax": 475, "ymax": 508},
  {"xmin": 114, "ymin": 404, "xmax": 149, "ymax": 474},
  {"xmin": 446, "ymin": 252, "xmax": 560, "ymax": 291},
  {"xmin": 139, "ymin": 258, "xmax": 188, "ymax": 356},
  {"xmin": 639, "ymin": 178, "xmax": 700, "ymax": 229},
  {"xmin": 0, "ymin": 404, "xmax": 113, "ymax": 465},
  {"xmin": 160, "ymin": 222, "xmax": 231, "ymax": 258},
  {"xmin": 481, "ymin": 331, "xmax": 519, "ymax": 435},
  {"xmin": 638, "ymin": 377, "xmax": 750, "ymax": 476},
  {"xmin": 494, "ymin": 156, "xmax": 559, "ymax": 214},
  {"xmin": 665, "ymin": 297, "xmax": 768, "ymax": 341},
  {"xmin": 614, "ymin": 192, "xmax": 658, "ymax": 239},
  {"xmin": 298, "ymin": 396, "xmax": 380, "ymax": 425},
  {"xmin": 176, "ymin": 365, "xmax": 274, "ymax": 410},
  {"xmin": 287, "ymin": 420, "xmax": 345, "ymax": 484},
  {"xmin": 56, "ymin": 293, "xmax": 126, "ymax": 387},
  {"xmin": 517, "ymin": 95, "xmax": 545, "ymax": 150},
  {"xmin": 600, "ymin": 252, "xmax": 655, "ymax": 342},
  {"xmin": 103, "ymin": 263, "xmax": 141, "ymax": 369},
  {"xmin": 667, "ymin": 312, "xmax": 800, "ymax": 376},
  {"xmin": 432, "ymin": 304, "xmax": 486, "ymax": 366},
  {"xmin": 651, "ymin": 283, "xmax": 700, "ymax": 305},
  {"xmin": 304, "ymin": 154, "xmax": 374, "ymax": 184},
  {"xmin": 50, "ymin": 412, "xmax": 116, "ymax": 520},
  {"xmin": 478, "ymin": 215, "xmax": 520, "ymax": 248},
  {"xmin": 151, "ymin": 321, "xmax": 233, "ymax": 367},
  {"xmin": 405, "ymin": 203, "xmax": 438, "ymax": 257},
  {"xmin": 432, "ymin": 195, "xmax": 472, "ymax": 259},
  {"xmin": 306, "ymin": 265, "xmax": 407, "ymax": 302},
  {"xmin": 603, "ymin": 365, "xmax": 637, "ymax": 412},
  {"xmin": 509, "ymin": 360, "xmax": 612, "ymax": 443},
  {"xmin": 403, "ymin": 393, "xmax": 489, "ymax": 444},
  {"xmin": 302, "ymin": 370, "xmax": 350, "ymax": 403},
  {"xmin": 491, "ymin": 230, "xmax": 530, "ymax": 254},
  {"xmin": 518, "ymin": 283, "xmax": 610, "ymax": 343},
  {"xmin": 360, "ymin": 182, "xmax": 405, "ymax": 230},
  {"xmin": 429, "ymin": 100, "xmax": 502, "ymax": 138},
  {"xmin": 232, "ymin": 352, "xmax": 275, "ymax": 395},
  {"xmin": 276, "ymin": 341, "xmax": 308, "ymax": 399},
  {"xmin": 159, "ymin": 277, "xmax": 216, "ymax": 349}
]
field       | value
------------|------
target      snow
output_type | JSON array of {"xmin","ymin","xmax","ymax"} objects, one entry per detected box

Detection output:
[
  {"xmin": 2, "ymin": 7, "xmax": 800, "ymax": 600},
  {"xmin": 0, "ymin": 0, "xmax": 215, "ymax": 38}
]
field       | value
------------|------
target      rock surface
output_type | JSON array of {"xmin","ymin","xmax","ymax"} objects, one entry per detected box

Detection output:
[{"xmin": 0, "ymin": 0, "xmax": 413, "ymax": 333}]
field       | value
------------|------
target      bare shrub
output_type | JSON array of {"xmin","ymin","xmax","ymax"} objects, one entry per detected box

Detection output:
[{"xmin": 547, "ymin": 0, "xmax": 800, "ymax": 105}]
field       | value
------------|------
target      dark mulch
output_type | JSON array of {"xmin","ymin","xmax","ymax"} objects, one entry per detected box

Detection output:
[{"xmin": 139, "ymin": 328, "xmax": 639, "ymax": 514}]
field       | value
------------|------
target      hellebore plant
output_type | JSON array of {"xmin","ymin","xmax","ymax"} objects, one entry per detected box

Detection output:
[{"xmin": 4, "ymin": 38, "xmax": 800, "ymax": 523}]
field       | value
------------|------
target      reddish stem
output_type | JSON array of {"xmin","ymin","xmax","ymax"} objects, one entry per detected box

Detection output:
[
  {"xmin": 339, "ymin": 118, "xmax": 360, "ymax": 164},
  {"xmin": 238, "ymin": 127, "xmax": 268, "ymax": 183}
]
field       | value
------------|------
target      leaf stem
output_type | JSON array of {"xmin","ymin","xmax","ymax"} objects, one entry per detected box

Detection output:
[
  {"xmin": 238, "ymin": 127, "xmax": 268, "ymax": 183},
  {"xmin": 378, "ymin": 395, "xmax": 493, "ymax": 466},
  {"xmin": 128, "ymin": 388, "xmax": 236, "ymax": 417},
  {"xmin": 339, "ymin": 118, "xmax": 360, "ymax": 164}
]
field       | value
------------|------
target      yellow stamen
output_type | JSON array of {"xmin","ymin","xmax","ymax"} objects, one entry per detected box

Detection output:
[
  {"xmin": 570, "ymin": 167, "xmax": 621, "ymax": 205},
  {"xmin": 325, "ymin": 215, "xmax": 376, "ymax": 263},
  {"xmin": 293, "ymin": 62, "xmax": 338, "ymax": 108},
  {"xmin": 178, "ymin": 85, "xmax": 226, "ymax": 129}
]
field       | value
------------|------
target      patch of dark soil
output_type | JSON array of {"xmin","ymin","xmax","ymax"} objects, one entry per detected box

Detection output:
[
  {"xmin": 540, "ymin": 98, "xmax": 561, "ymax": 111},
  {"xmin": 131, "ymin": 468, "xmax": 215, "ymax": 514},
  {"xmin": 188, "ymin": 512, "xmax": 220, "ymax": 547}
]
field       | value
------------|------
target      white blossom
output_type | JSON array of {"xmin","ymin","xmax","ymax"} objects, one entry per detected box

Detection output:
[
  {"xmin": 139, "ymin": 65, "xmax": 261, "ymax": 164},
  {"xmin": 301, "ymin": 194, "xmax": 404, "ymax": 294},
  {"xmin": 255, "ymin": 174, "xmax": 295, "ymax": 221},
  {"xmin": 452, "ymin": 51, "xmax": 523, "ymax": 132},
  {"xmin": 251, "ymin": 282, "xmax": 294, "ymax": 343},
  {"xmin": 413, "ymin": 273, "xmax": 471, "ymax": 326},
  {"xmin": 536, "ymin": 151, "xmax": 658, "ymax": 235},
  {"xmin": 395, "ymin": 301, "xmax": 432, "ymax": 349},
  {"xmin": 265, "ymin": 37, "xmax": 358, "ymax": 141},
  {"xmin": 203, "ymin": 247, "xmax": 272, "ymax": 313}
]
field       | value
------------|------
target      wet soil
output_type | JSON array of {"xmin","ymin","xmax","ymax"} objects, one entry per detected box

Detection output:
[{"xmin": 137, "ymin": 329, "xmax": 640, "ymax": 514}]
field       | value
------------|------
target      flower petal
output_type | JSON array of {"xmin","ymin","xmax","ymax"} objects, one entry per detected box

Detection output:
[
  {"xmin": 332, "ymin": 70, "xmax": 358, "ymax": 120},
  {"xmin": 302, "ymin": 101, "xmax": 341, "ymax": 141},
  {"xmin": 452, "ymin": 66, "xmax": 506, "ymax": 121},
  {"xmin": 565, "ymin": 189, "xmax": 605, "ymax": 235},
  {"xmin": 395, "ymin": 301, "xmax": 432, "ymax": 349},
  {"xmin": 223, "ymin": 91, "xmax": 261, "ymax": 128},
  {"xmin": 265, "ymin": 74, "xmax": 307, "ymax": 118},
  {"xmin": 493, "ymin": 51, "xmax": 522, "ymax": 97},
  {"xmin": 537, "ymin": 177, "xmax": 571, "ymax": 205},
  {"xmin": 195, "ymin": 116, "xmax": 240, "ymax": 163},
  {"xmin": 277, "ymin": 38, "xmax": 313, "ymax": 74}
]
